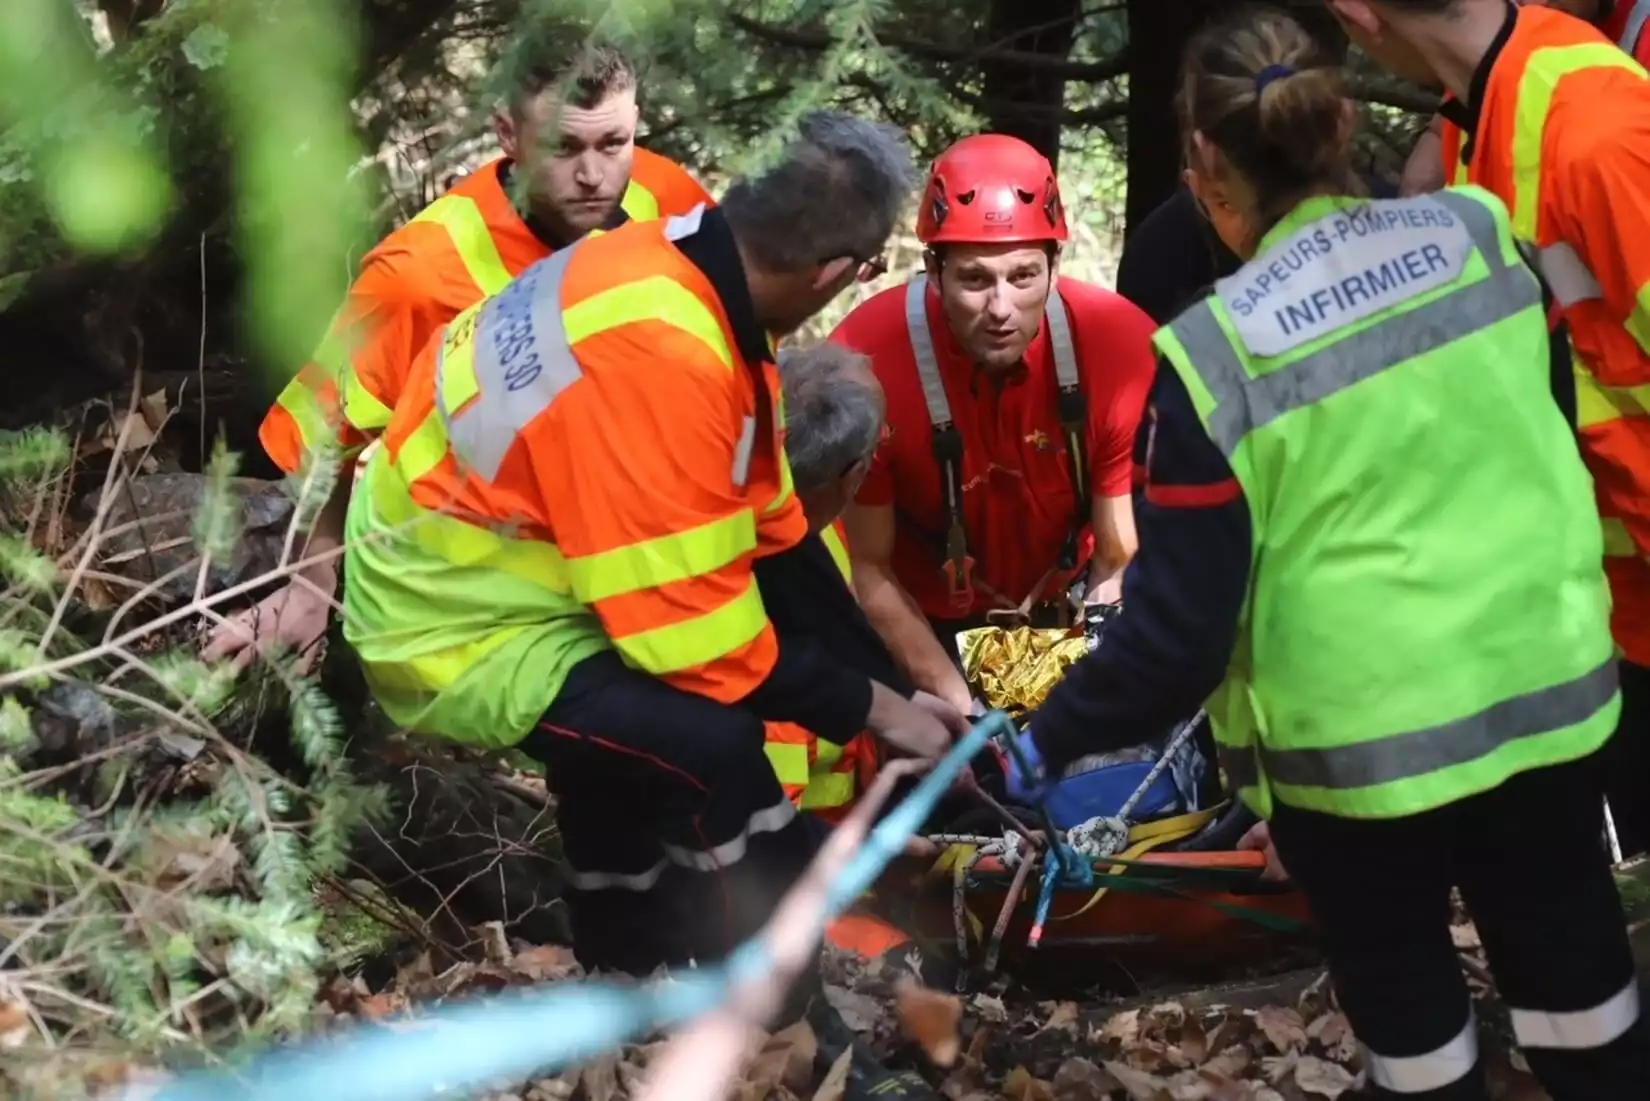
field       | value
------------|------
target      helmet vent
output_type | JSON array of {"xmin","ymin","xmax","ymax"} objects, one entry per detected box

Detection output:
[
  {"xmin": 956, "ymin": 189, "xmax": 976, "ymax": 206},
  {"xmin": 1015, "ymin": 189, "xmax": 1036, "ymax": 204}
]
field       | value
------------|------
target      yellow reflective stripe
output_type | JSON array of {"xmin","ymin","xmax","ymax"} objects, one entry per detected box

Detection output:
[
  {"xmin": 815, "ymin": 739, "xmax": 843, "ymax": 767},
  {"xmin": 273, "ymin": 375, "xmax": 333, "ymax": 449},
  {"xmin": 1510, "ymin": 45, "xmax": 1644, "ymax": 238},
  {"xmin": 1603, "ymin": 517, "xmax": 1641, "ymax": 558},
  {"xmin": 620, "ymin": 181, "xmax": 662, "ymax": 223},
  {"xmin": 369, "ymin": 429, "xmax": 570, "ymax": 591},
  {"xmin": 344, "ymin": 376, "xmax": 396, "ymax": 434},
  {"xmin": 821, "ymin": 525, "xmax": 852, "ymax": 584},
  {"xmin": 567, "ymin": 509, "xmax": 758, "ymax": 604},
  {"xmin": 764, "ymin": 741, "xmax": 811, "ymax": 787},
  {"xmin": 799, "ymin": 771, "xmax": 856, "ymax": 810},
  {"xmin": 439, "ymin": 302, "xmax": 486, "ymax": 418},
  {"xmin": 617, "ymin": 575, "xmax": 768, "ymax": 675},
  {"xmin": 1628, "ymin": 283, "xmax": 1650, "ymax": 357},
  {"xmin": 411, "ymin": 195, "xmax": 514, "ymax": 295},
  {"xmin": 1575, "ymin": 363, "xmax": 1650, "ymax": 428},
  {"xmin": 564, "ymin": 275, "xmax": 734, "ymax": 369},
  {"xmin": 764, "ymin": 452, "xmax": 795, "ymax": 514}
]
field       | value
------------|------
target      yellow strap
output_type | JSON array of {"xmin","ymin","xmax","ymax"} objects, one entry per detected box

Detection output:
[
  {"xmin": 764, "ymin": 741, "xmax": 811, "ymax": 787},
  {"xmin": 566, "ymin": 509, "xmax": 758, "ymax": 604},
  {"xmin": 412, "ymin": 195, "xmax": 514, "ymax": 296},
  {"xmin": 1057, "ymin": 805, "xmax": 1222, "ymax": 923},
  {"xmin": 821, "ymin": 524, "xmax": 852, "ymax": 584},
  {"xmin": 799, "ymin": 770, "xmax": 857, "ymax": 810}
]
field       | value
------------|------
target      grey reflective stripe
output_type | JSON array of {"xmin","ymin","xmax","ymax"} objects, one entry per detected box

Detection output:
[
  {"xmin": 1510, "ymin": 979, "xmax": 1640, "ymax": 1050},
  {"xmin": 905, "ymin": 278, "xmax": 953, "ymax": 430},
  {"xmin": 1366, "ymin": 1007, "xmax": 1478, "ymax": 1093},
  {"xmin": 665, "ymin": 202, "xmax": 707, "ymax": 242},
  {"xmin": 1624, "ymin": 0, "xmax": 1650, "ymax": 55},
  {"xmin": 731, "ymin": 414, "xmax": 756, "ymax": 488},
  {"xmin": 1539, "ymin": 242, "xmax": 1604, "ymax": 308},
  {"xmin": 1170, "ymin": 192, "xmax": 1540, "ymax": 457},
  {"xmin": 445, "ymin": 244, "xmax": 584, "ymax": 481},
  {"xmin": 1217, "ymin": 744, "xmax": 1260, "ymax": 792},
  {"xmin": 659, "ymin": 799, "xmax": 797, "ymax": 871},
  {"xmin": 1044, "ymin": 285, "xmax": 1078, "ymax": 391},
  {"xmin": 1259, "ymin": 659, "xmax": 1617, "ymax": 793},
  {"xmin": 564, "ymin": 859, "xmax": 668, "ymax": 893}
]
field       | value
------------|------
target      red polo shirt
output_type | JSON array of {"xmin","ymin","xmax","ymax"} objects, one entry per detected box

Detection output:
[{"xmin": 830, "ymin": 278, "xmax": 1156, "ymax": 620}]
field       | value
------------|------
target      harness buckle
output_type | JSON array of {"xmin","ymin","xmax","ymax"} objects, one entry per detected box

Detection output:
[{"xmin": 942, "ymin": 520, "xmax": 975, "ymax": 604}]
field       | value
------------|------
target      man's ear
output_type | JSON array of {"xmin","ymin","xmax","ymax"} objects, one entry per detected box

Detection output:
[
  {"xmin": 494, "ymin": 108, "xmax": 519, "ymax": 160},
  {"xmin": 813, "ymin": 255, "xmax": 857, "ymax": 292},
  {"xmin": 1326, "ymin": 0, "xmax": 1380, "ymax": 38},
  {"xmin": 922, "ymin": 249, "xmax": 941, "ymax": 285}
]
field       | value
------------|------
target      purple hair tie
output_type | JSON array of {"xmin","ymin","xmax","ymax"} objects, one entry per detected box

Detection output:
[{"xmin": 1254, "ymin": 64, "xmax": 1296, "ymax": 93}]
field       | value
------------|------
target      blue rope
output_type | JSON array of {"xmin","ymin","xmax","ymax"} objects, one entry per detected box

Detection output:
[{"xmin": 154, "ymin": 713, "xmax": 1015, "ymax": 1101}]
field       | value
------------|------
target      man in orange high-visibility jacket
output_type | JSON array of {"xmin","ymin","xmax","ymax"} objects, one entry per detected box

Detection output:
[
  {"xmin": 203, "ymin": 29, "xmax": 710, "ymax": 671},
  {"xmin": 1403, "ymin": 2, "xmax": 1650, "ymax": 195},
  {"xmin": 340, "ymin": 111, "xmax": 957, "ymax": 1099},
  {"xmin": 1334, "ymin": 0, "xmax": 1650, "ymax": 860}
]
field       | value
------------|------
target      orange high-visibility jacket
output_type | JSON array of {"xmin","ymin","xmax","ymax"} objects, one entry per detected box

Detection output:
[
  {"xmin": 1437, "ymin": 6, "xmax": 1650, "ymax": 665},
  {"xmin": 342, "ymin": 206, "xmax": 803, "ymax": 745},
  {"xmin": 259, "ymin": 149, "xmax": 712, "ymax": 474},
  {"xmin": 764, "ymin": 520, "xmax": 879, "ymax": 820}
]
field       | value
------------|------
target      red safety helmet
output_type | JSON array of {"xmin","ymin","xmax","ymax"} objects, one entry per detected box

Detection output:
[{"xmin": 914, "ymin": 134, "xmax": 1069, "ymax": 246}]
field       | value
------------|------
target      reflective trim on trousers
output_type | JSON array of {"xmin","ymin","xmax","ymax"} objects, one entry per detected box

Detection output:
[
  {"xmin": 1170, "ymin": 191, "xmax": 1537, "ymax": 458},
  {"xmin": 1364, "ymin": 1007, "xmax": 1479, "ymax": 1094},
  {"xmin": 1214, "ymin": 660, "xmax": 1616, "ymax": 796},
  {"xmin": 1510, "ymin": 978, "xmax": 1641, "ymax": 1051},
  {"xmin": 563, "ymin": 860, "xmax": 669, "ymax": 893},
  {"xmin": 660, "ymin": 798, "xmax": 798, "ymax": 871}
]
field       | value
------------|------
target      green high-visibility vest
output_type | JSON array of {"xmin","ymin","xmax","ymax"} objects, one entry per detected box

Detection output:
[{"xmin": 1154, "ymin": 186, "xmax": 1619, "ymax": 820}]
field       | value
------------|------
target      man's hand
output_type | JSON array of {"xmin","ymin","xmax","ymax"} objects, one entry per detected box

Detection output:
[
  {"xmin": 1086, "ymin": 571, "xmax": 1124, "ymax": 607},
  {"xmin": 910, "ymin": 689, "xmax": 970, "ymax": 735},
  {"xmin": 867, "ymin": 681, "xmax": 955, "ymax": 761},
  {"xmin": 202, "ymin": 574, "xmax": 336, "ymax": 672},
  {"xmin": 1237, "ymin": 821, "xmax": 1289, "ymax": 882}
]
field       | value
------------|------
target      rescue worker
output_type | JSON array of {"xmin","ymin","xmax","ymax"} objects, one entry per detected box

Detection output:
[
  {"xmin": 203, "ymin": 29, "xmax": 711, "ymax": 670},
  {"xmin": 1401, "ymin": 2, "xmax": 1650, "ymax": 196},
  {"xmin": 1006, "ymin": 9, "xmax": 1650, "ymax": 1097},
  {"xmin": 832, "ymin": 135, "xmax": 1160, "ymax": 716},
  {"xmin": 763, "ymin": 344, "xmax": 902, "ymax": 822},
  {"xmin": 339, "ymin": 111, "xmax": 949, "ymax": 1099},
  {"xmin": 1334, "ymin": 0, "xmax": 1650, "ymax": 852}
]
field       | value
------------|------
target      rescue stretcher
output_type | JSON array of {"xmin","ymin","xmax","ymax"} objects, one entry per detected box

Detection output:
[{"xmin": 866, "ymin": 616, "xmax": 1311, "ymax": 977}]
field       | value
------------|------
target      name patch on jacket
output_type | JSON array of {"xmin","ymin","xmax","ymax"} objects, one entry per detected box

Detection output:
[{"xmin": 1217, "ymin": 196, "xmax": 1473, "ymax": 358}]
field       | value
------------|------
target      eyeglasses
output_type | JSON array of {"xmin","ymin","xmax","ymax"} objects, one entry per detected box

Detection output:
[{"xmin": 856, "ymin": 254, "xmax": 888, "ymax": 283}]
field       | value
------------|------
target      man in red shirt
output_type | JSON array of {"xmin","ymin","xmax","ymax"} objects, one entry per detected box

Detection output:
[{"xmin": 832, "ymin": 135, "xmax": 1158, "ymax": 715}]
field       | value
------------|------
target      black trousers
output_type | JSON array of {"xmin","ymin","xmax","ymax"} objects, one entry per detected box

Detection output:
[
  {"xmin": 1269, "ymin": 756, "xmax": 1650, "ymax": 1100},
  {"xmin": 1603, "ymin": 660, "xmax": 1650, "ymax": 858},
  {"xmin": 521, "ymin": 652, "xmax": 819, "ymax": 985}
]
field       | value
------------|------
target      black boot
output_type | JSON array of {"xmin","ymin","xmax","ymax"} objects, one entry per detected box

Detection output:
[{"xmin": 803, "ymin": 995, "xmax": 940, "ymax": 1100}]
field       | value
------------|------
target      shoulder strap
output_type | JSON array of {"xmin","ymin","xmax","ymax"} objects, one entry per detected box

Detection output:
[
  {"xmin": 1046, "ymin": 285, "xmax": 1088, "ymax": 571},
  {"xmin": 904, "ymin": 279, "xmax": 973, "ymax": 601}
]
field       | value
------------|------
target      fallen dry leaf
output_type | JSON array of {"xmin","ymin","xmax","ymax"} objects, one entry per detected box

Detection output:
[
  {"xmin": 1254, "ymin": 1006, "xmax": 1309, "ymax": 1053},
  {"xmin": 1306, "ymin": 1012, "xmax": 1357, "ymax": 1063},
  {"xmin": 971, "ymin": 993, "xmax": 1010, "ymax": 1024},
  {"xmin": 1098, "ymin": 1007, "xmax": 1142, "ymax": 1046},
  {"xmin": 1050, "ymin": 1057, "xmax": 1119, "ymax": 1101},
  {"xmin": 825, "ymin": 983, "xmax": 886, "ymax": 1035},
  {"xmin": 1102, "ymin": 1059, "xmax": 1168, "ymax": 1101},
  {"xmin": 744, "ymin": 1021, "xmax": 818, "ymax": 1096},
  {"xmin": 578, "ymin": 1052, "xmax": 621, "ymax": 1101},
  {"xmin": 1178, "ymin": 1012, "xmax": 1210, "ymax": 1064},
  {"xmin": 811, "ymin": 1047, "xmax": 853, "ymax": 1101},
  {"xmin": 1001, "ymin": 1065, "xmax": 1055, "ymax": 1101},
  {"xmin": 511, "ymin": 944, "xmax": 581, "ymax": 983},
  {"xmin": 1451, "ymin": 921, "xmax": 1481, "ymax": 951},
  {"xmin": 1042, "ymin": 1001, "xmax": 1081, "ymax": 1036},
  {"xmin": 358, "ymin": 993, "xmax": 404, "ymax": 1020},
  {"xmin": 1201, "ymin": 1044, "xmax": 1254, "ymax": 1081},
  {"xmin": 895, "ymin": 981, "xmax": 962, "ymax": 1067},
  {"xmin": 1293, "ymin": 1055, "xmax": 1357, "ymax": 1098}
]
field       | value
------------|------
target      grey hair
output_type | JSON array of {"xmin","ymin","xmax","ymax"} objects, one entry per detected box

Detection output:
[
  {"xmin": 778, "ymin": 343, "xmax": 883, "ymax": 493},
  {"xmin": 721, "ymin": 110, "xmax": 916, "ymax": 273}
]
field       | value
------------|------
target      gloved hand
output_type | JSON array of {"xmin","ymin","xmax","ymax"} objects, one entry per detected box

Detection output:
[{"xmin": 999, "ymin": 724, "xmax": 1052, "ymax": 805}]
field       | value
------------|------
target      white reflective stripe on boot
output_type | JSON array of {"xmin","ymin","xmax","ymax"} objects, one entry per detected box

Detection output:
[
  {"xmin": 1510, "ymin": 978, "xmax": 1641, "ymax": 1050},
  {"xmin": 1364, "ymin": 1007, "xmax": 1479, "ymax": 1094}
]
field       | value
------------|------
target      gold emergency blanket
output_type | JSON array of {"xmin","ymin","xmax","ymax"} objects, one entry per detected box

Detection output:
[{"xmin": 958, "ymin": 626, "xmax": 1088, "ymax": 714}]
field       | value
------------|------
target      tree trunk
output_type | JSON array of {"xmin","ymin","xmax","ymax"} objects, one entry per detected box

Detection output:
[
  {"xmin": 1122, "ymin": 0, "xmax": 1222, "ymax": 235},
  {"xmin": 979, "ymin": 0, "xmax": 1084, "ymax": 169}
]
